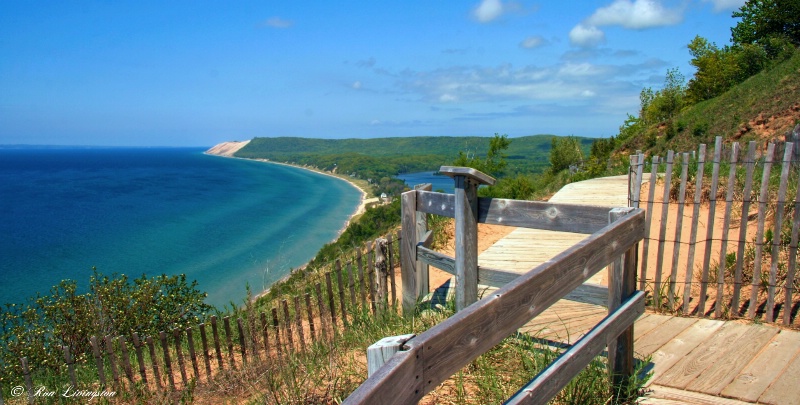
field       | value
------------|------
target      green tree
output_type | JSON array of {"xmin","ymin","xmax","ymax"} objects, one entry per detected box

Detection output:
[
  {"xmin": 731, "ymin": 0, "xmax": 800, "ymax": 49},
  {"xmin": 452, "ymin": 133, "xmax": 511, "ymax": 177},
  {"xmin": 549, "ymin": 136, "xmax": 584, "ymax": 173}
]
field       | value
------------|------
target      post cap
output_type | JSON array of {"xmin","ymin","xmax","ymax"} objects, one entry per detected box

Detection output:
[{"xmin": 439, "ymin": 166, "xmax": 496, "ymax": 186}]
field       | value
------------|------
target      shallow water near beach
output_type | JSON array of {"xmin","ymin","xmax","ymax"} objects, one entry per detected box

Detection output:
[{"xmin": 0, "ymin": 148, "xmax": 361, "ymax": 308}]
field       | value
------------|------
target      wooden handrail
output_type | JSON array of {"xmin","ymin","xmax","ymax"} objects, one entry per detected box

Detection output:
[{"xmin": 345, "ymin": 208, "xmax": 645, "ymax": 404}]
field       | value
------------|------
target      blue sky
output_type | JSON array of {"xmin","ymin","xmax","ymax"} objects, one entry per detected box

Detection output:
[{"xmin": 1, "ymin": 0, "xmax": 746, "ymax": 146}]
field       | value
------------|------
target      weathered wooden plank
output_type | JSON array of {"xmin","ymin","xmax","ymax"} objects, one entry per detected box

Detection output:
[
  {"xmin": 641, "ymin": 156, "xmax": 660, "ymax": 291},
  {"xmin": 453, "ymin": 173, "xmax": 479, "ymax": 311},
  {"xmin": 146, "ymin": 336, "xmax": 161, "ymax": 388},
  {"xmin": 236, "ymin": 317, "xmax": 248, "ymax": 365},
  {"xmin": 131, "ymin": 332, "xmax": 148, "ymax": 384},
  {"xmin": 767, "ymin": 143, "xmax": 793, "ymax": 321},
  {"xmin": 105, "ymin": 335, "xmax": 121, "ymax": 389},
  {"xmin": 722, "ymin": 329, "xmax": 800, "ymax": 402},
  {"xmin": 759, "ymin": 342, "xmax": 800, "ymax": 405},
  {"xmin": 271, "ymin": 307, "xmax": 282, "ymax": 356},
  {"xmin": 90, "ymin": 336, "xmax": 107, "ymax": 387},
  {"xmin": 159, "ymin": 331, "xmax": 176, "ymax": 390},
  {"xmin": 715, "ymin": 143, "xmax": 740, "ymax": 318},
  {"xmin": 62, "ymin": 345, "xmax": 77, "ymax": 387},
  {"xmin": 478, "ymin": 198, "xmax": 612, "ymax": 234},
  {"xmin": 634, "ymin": 316, "xmax": 697, "ymax": 357},
  {"xmin": 644, "ymin": 385, "xmax": 756, "ymax": 405},
  {"xmin": 305, "ymin": 293, "xmax": 316, "ymax": 343},
  {"xmin": 699, "ymin": 137, "xmax": 723, "ymax": 314},
  {"xmin": 315, "ymin": 283, "xmax": 330, "ymax": 341},
  {"xmin": 669, "ymin": 153, "xmax": 690, "ymax": 307},
  {"xmin": 389, "ymin": 232, "xmax": 398, "ymax": 309},
  {"xmin": 440, "ymin": 165, "xmax": 496, "ymax": 185},
  {"xmin": 686, "ymin": 324, "xmax": 777, "ymax": 394},
  {"xmin": 336, "ymin": 261, "xmax": 348, "ymax": 325},
  {"xmin": 683, "ymin": 144, "xmax": 707, "ymax": 314},
  {"xmin": 325, "ymin": 273, "xmax": 337, "ymax": 330},
  {"xmin": 210, "ymin": 315, "xmax": 224, "ymax": 370},
  {"xmin": 417, "ymin": 246, "xmax": 609, "ymax": 306},
  {"xmin": 282, "ymin": 299, "xmax": 294, "ymax": 350},
  {"xmin": 223, "ymin": 316, "xmax": 236, "ymax": 369},
  {"xmin": 654, "ymin": 150, "xmax": 675, "ymax": 301},
  {"xmin": 198, "ymin": 324, "xmax": 212, "ymax": 380},
  {"xmin": 293, "ymin": 296, "xmax": 306, "ymax": 352},
  {"xmin": 785, "ymin": 173, "xmax": 800, "ymax": 325},
  {"xmin": 118, "ymin": 335, "xmax": 134, "ymax": 384},
  {"xmin": 733, "ymin": 142, "xmax": 757, "ymax": 316},
  {"xmin": 608, "ymin": 208, "xmax": 638, "ymax": 399},
  {"xmin": 505, "ymin": 292, "xmax": 645, "ymax": 405},
  {"xmin": 401, "ymin": 190, "xmax": 418, "ymax": 315},
  {"xmin": 344, "ymin": 209, "xmax": 645, "ymax": 404},
  {"xmin": 173, "ymin": 329, "xmax": 188, "ymax": 385},
  {"xmin": 655, "ymin": 322, "xmax": 751, "ymax": 389},
  {"xmin": 642, "ymin": 318, "xmax": 724, "ymax": 387},
  {"xmin": 415, "ymin": 184, "xmax": 431, "ymax": 297},
  {"xmin": 186, "ymin": 329, "xmax": 200, "ymax": 380},
  {"xmin": 749, "ymin": 143, "xmax": 775, "ymax": 319}
]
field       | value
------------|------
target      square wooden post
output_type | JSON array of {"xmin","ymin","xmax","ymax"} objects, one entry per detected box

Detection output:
[
  {"xmin": 440, "ymin": 166, "xmax": 495, "ymax": 311},
  {"xmin": 607, "ymin": 207, "xmax": 638, "ymax": 401},
  {"xmin": 401, "ymin": 189, "xmax": 418, "ymax": 316},
  {"xmin": 415, "ymin": 183, "xmax": 432, "ymax": 300}
]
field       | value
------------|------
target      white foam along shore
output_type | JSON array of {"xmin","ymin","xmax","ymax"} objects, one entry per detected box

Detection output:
[{"xmin": 204, "ymin": 140, "xmax": 370, "ymax": 301}]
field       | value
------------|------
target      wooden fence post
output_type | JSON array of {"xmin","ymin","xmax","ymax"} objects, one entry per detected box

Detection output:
[
  {"xmin": 607, "ymin": 207, "xmax": 638, "ymax": 401},
  {"xmin": 374, "ymin": 237, "xmax": 389, "ymax": 312},
  {"xmin": 90, "ymin": 336, "xmax": 107, "ymax": 388},
  {"xmin": 118, "ymin": 335, "xmax": 135, "ymax": 384},
  {"xmin": 159, "ymin": 331, "xmax": 176, "ymax": 391},
  {"xmin": 146, "ymin": 336, "xmax": 162, "ymax": 388},
  {"xmin": 415, "ymin": 184, "xmax": 432, "ymax": 299},
  {"xmin": 210, "ymin": 316, "xmax": 224, "ymax": 370},
  {"xmin": 223, "ymin": 316, "xmax": 236, "ymax": 369},
  {"xmin": 366, "ymin": 334, "xmax": 416, "ymax": 377},
  {"xmin": 401, "ymin": 188, "xmax": 418, "ymax": 315},
  {"xmin": 131, "ymin": 332, "xmax": 149, "ymax": 384},
  {"xmin": 440, "ymin": 166, "xmax": 496, "ymax": 311},
  {"xmin": 236, "ymin": 317, "xmax": 248, "ymax": 364},
  {"xmin": 62, "ymin": 345, "xmax": 77, "ymax": 387},
  {"xmin": 187, "ymin": 328, "xmax": 201, "ymax": 380},
  {"xmin": 20, "ymin": 357, "xmax": 33, "ymax": 405},
  {"xmin": 104, "ymin": 335, "xmax": 121, "ymax": 390}
]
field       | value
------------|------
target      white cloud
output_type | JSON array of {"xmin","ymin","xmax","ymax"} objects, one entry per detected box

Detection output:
[
  {"xmin": 569, "ymin": 24, "xmax": 606, "ymax": 48},
  {"xmin": 472, "ymin": 0, "xmax": 504, "ymax": 23},
  {"xmin": 586, "ymin": 0, "xmax": 684, "ymax": 29},
  {"xmin": 581, "ymin": 90, "xmax": 597, "ymax": 97},
  {"xmin": 702, "ymin": 0, "xmax": 746, "ymax": 12},
  {"xmin": 263, "ymin": 17, "xmax": 293, "ymax": 28},
  {"xmin": 519, "ymin": 36, "xmax": 548, "ymax": 49},
  {"xmin": 352, "ymin": 81, "xmax": 362, "ymax": 90}
]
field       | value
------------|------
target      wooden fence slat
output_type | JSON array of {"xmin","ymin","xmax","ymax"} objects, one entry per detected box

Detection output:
[
  {"xmin": 105, "ymin": 335, "xmax": 121, "ymax": 390},
  {"xmin": 90, "ymin": 336, "xmax": 107, "ymax": 388},
  {"xmin": 336, "ymin": 260, "xmax": 348, "ymax": 325},
  {"xmin": 669, "ymin": 153, "xmax": 690, "ymax": 306},
  {"xmin": 282, "ymin": 299, "xmax": 294, "ymax": 350},
  {"xmin": 784, "ymin": 171, "xmax": 800, "ymax": 325},
  {"xmin": 186, "ymin": 328, "xmax": 201, "ymax": 381},
  {"xmin": 683, "ymin": 145, "xmax": 707, "ymax": 314},
  {"xmin": 401, "ymin": 190, "xmax": 418, "ymax": 314},
  {"xmin": 198, "ymin": 323, "xmax": 213, "ymax": 380},
  {"xmin": 236, "ymin": 317, "xmax": 248, "ymax": 365},
  {"xmin": 655, "ymin": 150, "xmax": 675, "ymax": 303},
  {"xmin": 293, "ymin": 296, "xmax": 306, "ymax": 353},
  {"xmin": 146, "ymin": 336, "xmax": 162, "ymax": 388},
  {"xmin": 748, "ymin": 143, "xmax": 776, "ymax": 319},
  {"xmin": 767, "ymin": 143, "xmax": 794, "ymax": 322},
  {"xmin": 358, "ymin": 249, "xmax": 367, "ymax": 313},
  {"xmin": 315, "ymin": 283, "xmax": 330, "ymax": 341},
  {"xmin": 211, "ymin": 316, "xmax": 224, "ymax": 371},
  {"xmin": 733, "ymin": 141, "xmax": 758, "ymax": 316},
  {"xmin": 118, "ymin": 335, "xmax": 135, "ymax": 384},
  {"xmin": 715, "ymin": 143, "xmax": 740, "ymax": 318},
  {"xmin": 271, "ymin": 307, "xmax": 282, "ymax": 356},
  {"xmin": 325, "ymin": 273, "xmax": 337, "ymax": 332},
  {"xmin": 699, "ymin": 137, "xmax": 723, "ymax": 314},
  {"xmin": 159, "ymin": 331, "xmax": 176, "ymax": 391},
  {"xmin": 348, "ymin": 261, "xmax": 357, "ymax": 309},
  {"xmin": 375, "ymin": 238, "xmax": 389, "ymax": 312},
  {"xmin": 389, "ymin": 233, "xmax": 398, "ymax": 309},
  {"xmin": 172, "ymin": 329, "xmax": 188, "ymax": 386},
  {"xmin": 223, "ymin": 316, "xmax": 236, "ymax": 369},
  {"xmin": 640, "ymin": 156, "xmax": 660, "ymax": 291},
  {"xmin": 368, "ymin": 248, "xmax": 378, "ymax": 314},
  {"xmin": 62, "ymin": 345, "xmax": 77, "ymax": 387},
  {"xmin": 305, "ymin": 293, "xmax": 317, "ymax": 343},
  {"xmin": 20, "ymin": 357, "xmax": 33, "ymax": 405},
  {"xmin": 132, "ymin": 332, "xmax": 148, "ymax": 384},
  {"xmin": 260, "ymin": 312, "xmax": 271, "ymax": 357}
]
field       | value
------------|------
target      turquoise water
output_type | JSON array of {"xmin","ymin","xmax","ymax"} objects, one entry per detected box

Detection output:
[{"xmin": 0, "ymin": 148, "xmax": 361, "ymax": 308}]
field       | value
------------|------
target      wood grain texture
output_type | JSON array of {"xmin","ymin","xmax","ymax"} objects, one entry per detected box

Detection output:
[{"xmin": 722, "ymin": 329, "xmax": 800, "ymax": 402}]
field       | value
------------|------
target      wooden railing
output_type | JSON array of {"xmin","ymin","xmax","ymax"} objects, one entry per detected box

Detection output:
[
  {"xmin": 630, "ymin": 134, "xmax": 800, "ymax": 325},
  {"xmin": 345, "ymin": 167, "xmax": 646, "ymax": 405}
]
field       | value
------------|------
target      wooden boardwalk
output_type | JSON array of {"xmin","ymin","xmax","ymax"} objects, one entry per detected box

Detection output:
[{"xmin": 473, "ymin": 175, "xmax": 800, "ymax": 404}]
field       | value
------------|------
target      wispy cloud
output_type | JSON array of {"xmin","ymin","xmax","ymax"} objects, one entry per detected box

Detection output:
[
  {"xmin": 519, "ymin": 36, "xmax": 549, "ymax": 49},
  {"xmin": 262, "ymin": 17, "xmax": 293, "ymax": 29},
  {"xmin": 569, "ymin": 24, "xmax": 606, "ymax": 48},
  {"xmin": 472, "ymin": 0, "xmax": 505, "ymax": 22},
  {"xmin": 702, "ymin": 0, "xmax": 746, "ymax": 12}
]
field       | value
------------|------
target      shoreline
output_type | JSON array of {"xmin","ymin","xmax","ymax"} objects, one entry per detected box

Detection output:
[{"xmin": 204, "ymin": 141, "xmax": 370, "ymax": 302}]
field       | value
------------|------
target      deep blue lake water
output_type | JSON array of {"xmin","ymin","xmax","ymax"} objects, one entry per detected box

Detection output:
[
  {"xmin": 397, "ymin": 171, "xmax": 455, "ymax": 194},
  {"xmin": 0, "ymin": 148, "xmax": 361, "ymax": 308}
]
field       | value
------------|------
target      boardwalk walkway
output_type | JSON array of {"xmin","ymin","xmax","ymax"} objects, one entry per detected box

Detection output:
[{"xmin": 474, "ymin": 175, "xmax": 800, "ymax": 404}]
